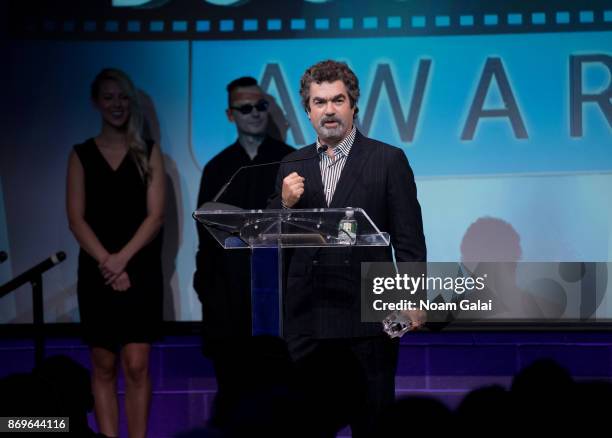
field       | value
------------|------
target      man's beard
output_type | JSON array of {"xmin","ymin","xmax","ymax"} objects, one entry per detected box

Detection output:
[{"xmin": 317, "ymin": 117, "xmax": 345, "ymax": 140}]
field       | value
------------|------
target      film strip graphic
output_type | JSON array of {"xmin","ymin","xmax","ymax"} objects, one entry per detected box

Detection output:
[{"xmin": 8, "ymin": 1, "xmax": 612, "ymax": 40}]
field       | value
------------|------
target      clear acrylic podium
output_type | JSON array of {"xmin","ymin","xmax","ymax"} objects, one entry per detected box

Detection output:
[{"xmin": 193, "ymin": 205, "xmax": 391, "ymax": 336}]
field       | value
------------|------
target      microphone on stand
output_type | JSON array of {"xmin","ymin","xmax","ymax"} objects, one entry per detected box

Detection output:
[
  {"xmin": 203, "ymin": 145, "xmax": 328, "ymax": 210},
  {"xmin": 0, "ymin": 251, "xmax": 66, "ymax": 297}
]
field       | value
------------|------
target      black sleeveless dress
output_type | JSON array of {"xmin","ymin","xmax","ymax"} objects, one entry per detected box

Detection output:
[{"xmin": 74, "ymin": 138, "xmax": 163, "ymax": 350}]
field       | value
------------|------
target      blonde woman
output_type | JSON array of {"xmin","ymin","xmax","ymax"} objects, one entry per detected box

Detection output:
[{"xmin": 66, "ymin": 68, "xmax": 165, "ymax": 438}]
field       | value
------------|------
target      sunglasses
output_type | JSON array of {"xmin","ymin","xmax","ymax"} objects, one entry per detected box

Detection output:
[{"xmin": 230, "ymin": 100, "xmax": 269, "ymax": 114}]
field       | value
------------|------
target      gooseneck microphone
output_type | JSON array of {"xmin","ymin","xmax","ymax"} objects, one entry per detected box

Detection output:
[
  {"xmin": 208, "ymin": 144, "xmax": 329, "ymax": 205},
  {"xmin": 0, "ymin": 251, "xmax": 66, "ymax": 297}
]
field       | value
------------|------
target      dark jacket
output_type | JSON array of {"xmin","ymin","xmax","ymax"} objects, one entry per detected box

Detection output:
[
  {"xmin": 268, "ymin": 130, "xmax": 426, "ymax": 338},
  {"xmin": 194, "ymin": 136, "xmax": 294, "ymax": 347}
]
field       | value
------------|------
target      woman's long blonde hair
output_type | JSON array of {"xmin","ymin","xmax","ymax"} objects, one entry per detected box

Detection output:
[{"xmin": 91, "ymin": 68, "xmax": 150, "ymax": 183}]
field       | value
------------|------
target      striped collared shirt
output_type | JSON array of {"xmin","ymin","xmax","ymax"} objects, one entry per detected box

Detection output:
[{"xmin": 316, "ymin": 126, "xmax": 356, "ymax": 206}]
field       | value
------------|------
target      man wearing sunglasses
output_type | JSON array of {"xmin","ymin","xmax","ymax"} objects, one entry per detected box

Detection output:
[
  {"xmin": 193, "ymin": 76, "xmax": 294, "ymax": 425},
  {"xmin": 193, "ymin": 77, "xmax": 294, "ymax": 425}
]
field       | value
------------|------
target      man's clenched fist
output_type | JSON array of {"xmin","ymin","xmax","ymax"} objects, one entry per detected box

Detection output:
[{"xmin": 282, "ymin": 172, "xmax": 305, "ymax": 208}]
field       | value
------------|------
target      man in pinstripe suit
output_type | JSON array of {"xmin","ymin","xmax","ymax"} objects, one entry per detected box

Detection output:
[{"xmin": 268, "ymin": 60, "xmax": 427, "ymax": 437}]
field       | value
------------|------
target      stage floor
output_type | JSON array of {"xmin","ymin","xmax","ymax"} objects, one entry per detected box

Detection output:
[{"xmin": 2, "ymin": 331, "xmax": 612, "ymax": 437}]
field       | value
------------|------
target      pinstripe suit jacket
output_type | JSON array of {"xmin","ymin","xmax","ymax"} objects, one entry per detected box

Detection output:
[{"xmin": 268, "ymin": 130, "xmax": 426, "ymax": 338}]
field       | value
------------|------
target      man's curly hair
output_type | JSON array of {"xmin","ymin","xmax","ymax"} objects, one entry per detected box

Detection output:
[{"xmin": 299, "ymin": 60, "xmax": 360, "ymax": 117}]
